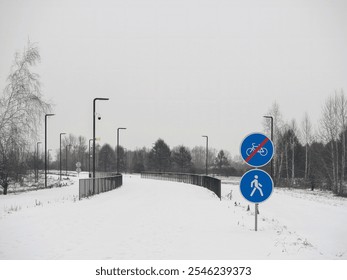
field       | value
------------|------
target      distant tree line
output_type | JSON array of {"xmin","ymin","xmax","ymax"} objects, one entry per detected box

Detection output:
[
  {"xmin": 46, "ymin": 137, "xmax": 245, "ymax": 177},
  {"xmin": 42, "ymin": 91, "xmax": 347, "ymax": 197},
  {"xmin": 263, "ymin": 91, "xmax": 347, "ymax": 196}
]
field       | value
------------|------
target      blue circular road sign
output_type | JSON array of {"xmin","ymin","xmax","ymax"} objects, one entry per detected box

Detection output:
[
  {"xmin": 240, "ymin": 132, "xmax": 274, "ymax": 167},
  {"xmin": 240, "ymin": 169, "xmax": 273, "ymax": 203}
]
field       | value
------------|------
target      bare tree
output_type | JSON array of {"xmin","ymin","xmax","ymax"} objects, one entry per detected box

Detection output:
[
  {"xmin": 263, "ymin": 101, "xmax": 284, "ymax": 182},
  {"xmin": 290, "ymin": 119, "xmax": 298, "ymax": 183},
  {"xmin": 336, "ymin": 90, "xmax": 347, "ymax": 194},
  {"xmin": 77, "ymin": 136, "xmax": 87, "ymax": 169},
  {"xmin": 301, "ymin": 112, "xmax": 313, "ymax": 180},
  {"xmin": 320, "ymin": 95, "xmax": 339, "ymax": 192},
  {"xmin": 0, "ymin": 41, "xmax": 51, "ymax": 194},
  {"xmin": 191, "ymin": 146, "xmax": 205, "ymax": 170},
  {"xmin": 191, "ymin": 145, "xmax": 217, "ymax": 174}
]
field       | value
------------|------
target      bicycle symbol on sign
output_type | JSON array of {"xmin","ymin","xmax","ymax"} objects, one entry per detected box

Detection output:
[{"xmin": 246, "ymin": 143, "xmax": 268, "ymax": 157}]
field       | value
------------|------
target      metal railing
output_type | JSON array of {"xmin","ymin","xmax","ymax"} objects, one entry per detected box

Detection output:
[
  {"xmin": 95, "ymin": 171, "xmax": 119, "ymax": 178},
  {"xmin": 141, "ymin": 172, "xmax": 221, "ymax": 200},
  {"xmin": 79, "ymin": 174, "xmax": 122, "ymax": 200}
]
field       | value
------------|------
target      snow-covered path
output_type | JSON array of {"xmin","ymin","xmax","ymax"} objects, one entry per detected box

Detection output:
[{"xmin": 0, "ymin": 174, "xmax": 345, "ymax": 259}]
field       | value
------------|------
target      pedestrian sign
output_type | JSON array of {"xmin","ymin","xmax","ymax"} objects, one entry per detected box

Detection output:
[
  {"xmin": 240, "ymin": 169, "xmax": 273, "ymax": 203},
  {"xmin": 240, "ymin": 132, "xmax": 274, "ymax": 167}
]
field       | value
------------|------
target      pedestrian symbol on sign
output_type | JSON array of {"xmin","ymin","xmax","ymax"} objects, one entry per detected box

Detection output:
[
  {"xmin": 240, "ymin": 169, "xmax": 273, "ymax": 203},
  {"xmin": 250, "ymin": 175, "xmax": 263, "ymax": 197}
]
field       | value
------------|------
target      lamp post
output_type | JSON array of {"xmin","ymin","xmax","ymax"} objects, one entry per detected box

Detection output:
[
  {"xmin": 202, "ymin": 135, "xmax": 208, "ymax": 175},
  {"xmin": 263, "ymin": 115, "xmax": 274, "ymax": 179},
  {"xmin": 89, "ymin": 138, "xmax": 93, "ymax": 178},
  {"xmin": 93, "ymin": 98, "xmax": 109, "ymax": 180},
  {"xmin": 60, "ymin": 133, "xmax": 66, "ymax": 181},
  {"xmin": 85, "ymin": 153, "xmax": 88, "ymax": 173},
  {"xmin": 66, "ymin": 144, "xmax": 72, "ymax": 176},
  {"xmin": 36, "ymin": 141, "xmax": 42, "ymax": 183},
  {"xmin": 48, "ymin": 149, "xmax": 52, "ymax": 175},
  {"xmin": 258, "ymin": 115, "xmax": 274, "ymax": 231},
  {"xmin": 45, "ymin": 113, "xmax": 55, "ymax": 188},
  {"xmin": 117, "ymin": 127, "xmax": 127, "ymax": 174}
]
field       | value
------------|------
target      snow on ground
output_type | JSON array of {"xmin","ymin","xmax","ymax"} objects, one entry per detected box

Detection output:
[
  {"xmin": 0, "ymin": 174, "xmax": 78, "ymax": 218},
  {"xmin": 0, "ymin": 174, "xmax": 346, "ymax": 259},
  {"xmin": 221, "ymin": 177, "xmax": 347, "ymax": 259}
]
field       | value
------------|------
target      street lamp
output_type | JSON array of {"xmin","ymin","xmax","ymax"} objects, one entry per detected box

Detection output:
[
  {"xmin": 66, "ymin": 144, "xmax": 72, "ymax": 176},
  {"xmin": 48, "ymin": 149, "xmax": 52, "ymax": 175},
  {"xmin": 117, "ymin": 127, "xmax": 127, "ymax": 174},
  {"xmin": 36, "ymin": 141, "xmax": 42, "ymax": 183},
  {"xmin": 202, "ymin": 135, "xmax": 208, "ymax": 176},
  {"xmin": 263, "ymin": 115, "xmax": 274, "ymax": 179},
  {"xmin": 89, "ymin": 138, "xmax": 93, "ymax": 178},
  {"xmin": 45, "ymin": 113, "xmax": 55, "ymax": 188},
  {"xmin": 89, "ymin": 138, "xmax": 100, "ymax": 178},
  {"xmin": 93, "ymin": 98, "xmax": 109, "ymax": 182},
  {"xmin": 60, "ymin": 133, "xmax": 66, "ymax": 181}
]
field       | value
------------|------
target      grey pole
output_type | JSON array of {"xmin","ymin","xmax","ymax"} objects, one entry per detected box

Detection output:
[
  {"xmin": 36, "ymin": 141, "xmax": 42, "ymax": 183},
  {"xmin": 45, "ymin": 114, "xmax": 55, "ymax": 188},
  {"xmin": 263, "ymin": 115, "xmax": 274, "ymax": 179},
  {"xmin": 259, "ymin": 115, "xmax": 273, "ymax": 232},
  {"xmin": 60, "ymin": 133, "xmax": 66, "ymax": 181},
  {"xmin": 89, "ymin": 138, "xmax": 93, "ymax": 178},
  {"xmin": 117, "ymin": 127, "xmax": 127, "ymax": 174},
  {"xmin": 93, "ymin": 98, "xmax": 109, "ymax": 194},
  {"xmin": 202, "ymin": 135, "xmax": 208, "ymax": 175},
  {"xmin": 255, "ymin": 203, "xmax": 258, "ymax": 231}
]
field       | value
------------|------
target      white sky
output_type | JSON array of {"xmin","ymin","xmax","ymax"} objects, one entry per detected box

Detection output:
[{"xmin": 0, "ymin": 0, "xmax": 346, "ymax": 156}]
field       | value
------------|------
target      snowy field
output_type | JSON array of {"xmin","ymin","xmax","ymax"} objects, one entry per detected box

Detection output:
[{"xmin": 0, "ymin": 173, "xmax": 346, "ymax": 259}]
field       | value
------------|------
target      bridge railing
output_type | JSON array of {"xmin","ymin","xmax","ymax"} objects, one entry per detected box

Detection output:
[
  {"xmin": 141, "ymin": 172, "xmax": 221, "ymax": 200},
  {"xmin": 79, "ymin": 174, "xmax": 123, "ymax": 200},
  {"xmin": 95, "ymin": 172, "xmax": 119, "ymax": 178}
]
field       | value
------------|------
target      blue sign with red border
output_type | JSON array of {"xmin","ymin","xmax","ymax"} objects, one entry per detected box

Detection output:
[{"xmin": 240, "ymin": 132, "xmax": 274, "ymax": 167}]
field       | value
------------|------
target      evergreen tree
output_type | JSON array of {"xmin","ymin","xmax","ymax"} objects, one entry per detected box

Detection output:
[
  {"xmin": 215, "ymin": 150, "xmax": 230, "ymax": 172},
  {"xmin": 116, "ymin": 145, "xmax": 127, "ymax": 172},
  {"xmin": 98, "ymin": 144, "xmax": 116, "ymax": 172},
  {"xmin": 148, "ymin": 139, "xmax": 171, "ymax": 172},
  {"xmin": 131, "ymin": 148, "xmax": 147, "ymax": 173},
  {"xmin": 172, "ymin": 145, "xmax": 192, "ymax": 172}
]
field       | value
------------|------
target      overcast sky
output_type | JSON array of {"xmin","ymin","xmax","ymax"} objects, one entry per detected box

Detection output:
[{"xmin": 0, "ymin": 0, "xmax": 346, "ymax": 157}]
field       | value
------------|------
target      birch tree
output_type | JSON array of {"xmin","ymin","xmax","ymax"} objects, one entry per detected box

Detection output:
[
  {"xmin": 289, "ymin": 119, "xmax": 298, "ymax": 183},
  {"xmin": 336, "ymin": 90, "xmax": 347, "ymax": 194},
  {"xmin": 0, "ymin": 41, "xmax": 51, "ymax": 194},
  {"xmin": 263, "ymin": 102, "xmax": 284, "ymax": 182},
  {"xmin": 320, "ymin": 95, "xmax": 339, "ymax": 192},
  {"xmin": 301, "ymin": 112, "xmax": 313, "ymax": 180}
]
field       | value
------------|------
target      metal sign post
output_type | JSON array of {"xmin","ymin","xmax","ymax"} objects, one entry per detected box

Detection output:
[
  {"xmin": 255, "ymin": 204, "xmax": 258, "ymax": 231},
  {"xmin": 240, "ymin": 132, "xmax": 274, "ymax": 232}
]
